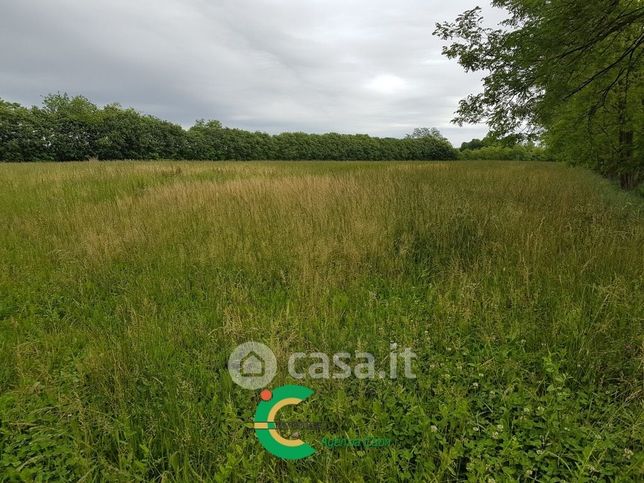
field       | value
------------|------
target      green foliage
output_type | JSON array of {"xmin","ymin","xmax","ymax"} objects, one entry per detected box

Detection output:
[
  {"xmin": 435, "ymin": 1, "xmax": 643, "ymax": 188},
  {"xmin": 96, "ymin": 104, "xmax": 187, "ymax": 160},
  {"xmin": 459, "ymin": 133, "xmax": 548, "ymax": 160},
  {"xmin": 0, "ymin": 393, "xmax": 90, "ymax": 480},
  {"xmin": 542, "ymin": 77, "xmax": 643, "ymax": 186},
  {"xmin": 0, "ymin": 161, "xmax": 641, "ymax": 480},
  {"xmin": 406, "ymin": 127, "xmax": 448, "ymax": 141},
  {"xmin": 460, "ymin": 138, "xmax": 484, "ymax": 151},
  {"xmin": 0, "ymin": 96, "xmax": 458, "ymax": 162},
  {"xmin": 41, "ymin": 93, "xmax": 100, "ymax": 161},
  {"xmin": 0, "ymin": 100, "xmax": 51, "ymax": 161},
  {"xmin": 459, "ymin": 144, "xmax": 547, "ymax": 161}
]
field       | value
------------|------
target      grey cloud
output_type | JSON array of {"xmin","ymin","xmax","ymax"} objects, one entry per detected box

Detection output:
[{"xmin": 0, "ymin": 0, "xmax": 506, "ymax": 146}]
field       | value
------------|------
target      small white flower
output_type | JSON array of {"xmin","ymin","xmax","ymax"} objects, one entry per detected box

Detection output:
[
  {"xmin": 624, "ymin": 448, "xmax": 634, "ymax": 460},
  {"xmin": 492, "ymin": 431, "xmax": 499, "ymax": 439},
  {"xmin": 430, "ymin": 425, "xmax": 438, "ymax": 432},
  {"xmin": 472, "ymin": 382, "xmax": 479, "ymax": 388},
  {"xmin": 478, "ymin": 373, "xmax": 484, "ymax": 378},
  {"xmin": 525, "ymin": 469, "xmax": 533, "ymax": 477}
]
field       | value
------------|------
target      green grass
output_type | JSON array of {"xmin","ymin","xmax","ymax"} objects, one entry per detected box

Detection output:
[{"xmin": 0, "ymin": 160, "xmax": 642, "ymax": 481}]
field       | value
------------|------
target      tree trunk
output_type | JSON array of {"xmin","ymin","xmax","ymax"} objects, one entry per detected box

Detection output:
[
  {"xmin": 615, "ymin": 65, "xmax": 637, "ymax": 190},
  {"xmin": 618, "ymin": 129, "xmax": 635, "ymax": 189}
]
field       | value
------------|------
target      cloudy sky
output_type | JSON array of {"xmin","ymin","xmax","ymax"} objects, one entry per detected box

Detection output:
[{"xmin": 0, "ymin": 0, "xmax": 506, "ymax": 146}]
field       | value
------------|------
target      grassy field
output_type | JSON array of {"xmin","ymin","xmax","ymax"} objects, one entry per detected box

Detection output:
[{"xmin": 0, "ymin": 161, "xmax": 642, "ymax": 481}]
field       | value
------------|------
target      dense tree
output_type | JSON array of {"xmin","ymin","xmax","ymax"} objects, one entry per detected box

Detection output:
[
  {"xmin": 434, "ymin": 0, "xmax": 643, "ymax": 188},
  {"xmin": 0, "ymin": 100, "xmax": 50, "ymax": 161},
  {"xmin": 458, "ymin": 132, "xmax": 547, "ymax": 160},
  {"xmin": 460, "ymin": 138, "xmax": 485, "ymax": 151},
  {"xmin": 406, "ymin": 127, "xmax": 447, "ymax": 141},
  {"xmin": 459, "ymin": 144, "xmax": 547, "ymax": 161},
  {"xmin": 0, "ymin": 96, "xmax": 458, "ymax": 162},
  {"xmin": 41, "ymin": 94, "xmax": 101, "ymax": 161}
]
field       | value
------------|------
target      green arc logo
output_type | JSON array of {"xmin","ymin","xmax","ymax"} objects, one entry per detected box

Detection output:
[{"xmin": 253, "ymin": 385, "xmax": 316, "ymax": 460}]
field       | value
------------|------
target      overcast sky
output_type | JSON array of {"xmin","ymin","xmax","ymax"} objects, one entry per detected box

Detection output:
[{"xmin": 0, "ymin": 0, "xmax": 506, "ymax": 146}]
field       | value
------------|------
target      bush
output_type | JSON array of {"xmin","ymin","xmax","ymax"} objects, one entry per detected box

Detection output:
[{"xmin": 459, "ymin": 145, "xmax": 548, "ymax": 161}]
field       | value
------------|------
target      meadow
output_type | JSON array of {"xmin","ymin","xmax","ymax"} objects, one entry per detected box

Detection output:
[{"xmin": 0, "ymin": 160, "xmax": 642, "ymax": 481}]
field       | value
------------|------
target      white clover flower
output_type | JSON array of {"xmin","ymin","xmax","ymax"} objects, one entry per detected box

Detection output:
[
  {"xmin": 472, "ymin": 382, "xmax": 479, "ymax": 388},
  {"xmin": 430, "ymin": 425, "xmax": 438, "ymax": 432},
  {"xmin": 624, "ymin": 448, "xmax": 634, "ymax": 459}
]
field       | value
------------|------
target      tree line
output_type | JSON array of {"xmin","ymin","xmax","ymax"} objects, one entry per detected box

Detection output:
[
  {"xmin": 435, "ymin": 0, "xmax": 643, "ymax": 189},
  {"xmin": 0, "ymin": 94, "xmax": 457, "ymax": 162}
]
